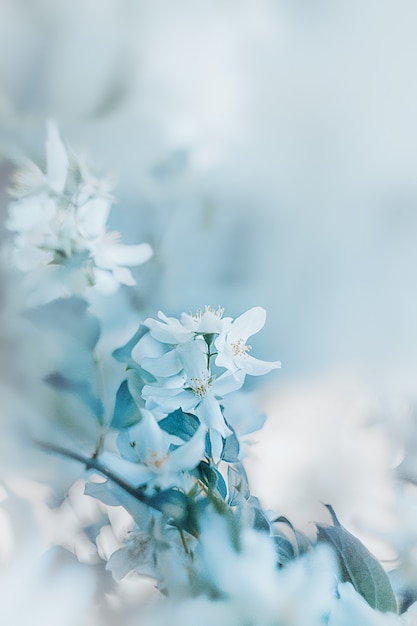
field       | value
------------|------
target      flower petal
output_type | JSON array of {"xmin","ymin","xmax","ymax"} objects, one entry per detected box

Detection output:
[
  {"xmin": 228, "ymin": 306, "xmax": 266, "ymax": 342},
  {"xmin": 106, "ymin": 242, "xmax": 153, "ymax": 266},
  {"xmin": 144, "ymin": 311, "xmax": 193, "ymax": 344},
  {"xmin": 141, "ymin": 349, "xmax": 182, "ymax": 377},
  {"xmin": 92, "ymin": 268, "xmax": 119, "ymax": 294},
  {"xmin": 98, "ymin": 451, "xmax": 153, "ymax": 487},
  {"xmin": 197, "ymin": 395, "xmax": 232, "ymax": 438},
  {"xmin": 46, "ymin": 119, "xmax": 68, "ymax": 194},
  {"xmin": 235, "ymin": 355, "xmax": 281, "ymax": 376},
  {"xmin": 212, "ymin": 370, "xmax": 245, "ymax": 396},
  {"xmin": 118, "ymin": 409, "xmax": 166, "ymax": 461},
  {"xmin": 167, "ymin": 424, "xmax": 207, "ymax": 473},
  {"xmin": 77, "ymin": 197, "xmax": 110, "ymax": 238}
]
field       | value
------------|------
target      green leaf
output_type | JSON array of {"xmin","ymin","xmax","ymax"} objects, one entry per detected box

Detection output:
[
  {"xmin": 148, "ymin": 489, "xmax": 197, "ymax": 535},
  {"xmin": 273, "ymin": 515, "xmax": 312, "ymax": 557},
  {"xmin": 221, "ymin": 430, "xmax": 240, "ymax": 463},
  {"xmin": 45, "ymin": 372, "xmax": 104, "ymax": 418},
  {"xmin": 196, "ymin": 461, "xmax": 227, "ymax": 499},
  {"xmin": 227, "ymin": 462, "xmax": 250, "ymax": 505},
  {"xmin": 252, "ymin": 505, "xmax": 270, "ymax": 533},
  {"xmin": 26, "ymin": 296, "xmax": 100, "ymax": 350},
  {"xmin": 112, "ymin": 325, "xmax": 149, "ymax": 369},
  {"xmin": 273, "ymin": 534, "xmax": 296, "ymax": 567},
  {"xmin": 111, "ymin": 380, "xmax": 141, "ymax": 429},
  {"xmin": 317, "ymin": 506, "xmax": 398, "ymax": 614},
  {"xmin": 159, "ymin": 409, "xmax": 200, "ymax": 442}
]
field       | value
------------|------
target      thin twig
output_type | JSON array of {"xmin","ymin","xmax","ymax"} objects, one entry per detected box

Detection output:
[{"xmin": 34, "ymin": 439, "xmax": 149, "ymax": 505}]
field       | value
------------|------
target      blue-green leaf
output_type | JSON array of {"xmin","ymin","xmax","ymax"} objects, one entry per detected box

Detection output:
[
  {"xmin": 215, "ymin": 468, "xmax": 227, "ymax": 499},
  {"xmin": 45, "ymin": 372, "xmax": 104, "ymax": 418},
  {"xmin": 111, "ymin": 380, "xmax": 141, "ymax": 429},
  {"xmin": 221, "ymin": 430, "xmax": 240, "ymax": 463},
  {"xmin": 112, "ymin": 325, "xmax": 149, "ymax": 368},
  {"xmin": 227, "ymin": 462, "xmax": 250, "ymax": 505},
  {"xmin": 273, "ymin": 516, "xmax": 312, "ymax": 557},
  {"xmin": 197, "ymin": 461, "xmax": 227, "ymax": 498},
  {"xmin": 159, "ymin": 409, "xmax": 200, "ymax": 442},
  {"xmin": 273, "ymin": 534, "xmax": 296, "ymax": 567},
  {"xmin": 252, "ymin": 505, "xmax": 270, "ymax": 533},
  {"xmin": 148, "ymin": 489, "xmax": 191, "ymax": 529},
  {"xmin": 26, "ymin": 296, "xmax": 100, "ymax": 350},
  {"xmin": 317, "ymin": 506, "xmax": 398, "ymax": 614}
]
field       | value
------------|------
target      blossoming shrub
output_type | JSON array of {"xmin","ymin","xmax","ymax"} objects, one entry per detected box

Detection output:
[{"xmin": 3, "ymin": 123, "xmax": 416, "ymax": 626}]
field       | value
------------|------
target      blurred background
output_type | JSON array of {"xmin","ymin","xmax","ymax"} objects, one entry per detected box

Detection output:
[{"xmin": 1, "ymin": 0, "xmax": 417, "ymax": 622}]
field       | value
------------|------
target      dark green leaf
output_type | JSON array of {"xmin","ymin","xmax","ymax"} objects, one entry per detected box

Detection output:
[
  {"xmin": 197, "ymin": 461, "xmax": 227, "ymax": 498},
  {"xmin": 227, "ymin": 462, "xmax": 250, "ymax": 505},
  {"xmin": 148, "ymin": 489, "xmax": 188, "ymax": 521},
  {"xmin": 111, "ymin": 380, "xmax": 141, "ymax": 429},
  {"xmin": 317, "ymin": 507, "xmax": 398, "ymax": 614},
  {"xmin": 252, "ymin": 506, "xmax": 270, "ymax": 533},
  {"xmin": 273, "ymin": 515, "xmax": 312, "ymax": 557},
  {"xmin": 221, "ymin": 430, "xmax": 240, "ymax": 463},
  {"xmin": 159, "ymin": 409, "xmax": 200, "ymax": 442},
  {"xmin": 273, "ymin": 534, "xmax": 296, "ymax": 567},
  {"xmin": 215, "ymin": 469, "xmax": 227, "ymax": 499},
  {"xmin": 112, "ymin": 325, "xmax": 149, "ymax": 368},
  {"xmin": 148, "ymin": 489, "xmax": 197, "ymax": 534}
]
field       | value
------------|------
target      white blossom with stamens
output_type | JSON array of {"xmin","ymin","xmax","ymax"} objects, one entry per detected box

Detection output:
[
  {"xmin": 215, "ymin": 307, "xmax": 281, "ymax": 375},
  {"xmin": 141, "ymin": 341, "xmax": 244, "ymax": 441},
  {"xmin": 99, "ymin": 409, "xmax": 206, "ymax": 492}
]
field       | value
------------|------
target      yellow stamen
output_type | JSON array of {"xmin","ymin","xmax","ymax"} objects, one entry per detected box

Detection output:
[{"xmin": 231, "ymin": 338, "xmax": 252, "ymax": 358}]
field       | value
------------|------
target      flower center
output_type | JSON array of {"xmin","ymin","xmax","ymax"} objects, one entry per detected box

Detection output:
[
  {"xmin": 146, "ymin": 450, "xmax": 168, "ymax": 470},
  {"xmin": 189, "ymin": 374, "xmax": 214, "ymax": 397},
  {"xmin": 231, "ymin": 338, "xmax": 252, "ymax": 358},
  {"xmin": 191, "ymin": 305, "xmax": 224, "ymax": 321}
]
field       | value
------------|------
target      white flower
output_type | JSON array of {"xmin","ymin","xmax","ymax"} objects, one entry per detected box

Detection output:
[
  {"xmin": 144, "ymin": 305, "xmax": 232, "ymax": 345},
  {"xmin": 180, "ymin": 305, "xmax": 232, "ymax": 334},
  {"xmin": 328, "ymin": 582, "xmax": 403, "ymax": 626},
  {"xmin": 99, "ymin": 409, "xmax": 206, "ymax": 492},
  {"xmin": 144, "ymin": 310, "xmax": 195, "ymax": 345},
  {"xmin": 141, "ymin": 341, "xmax": 245, "ymax": 441},
  {"xmin": 133, "ymin": 307, "xmax": 279, "ymax": 457},
  {"xmin": 6, "ymin": 119, "xmax": 152, "ymax": 294},
  {"xmin": 197, "ymin": 511, "xmax": 281, "ymax": 624},
  {"xmin": 107, "ymin": 517, "xmax": 198, "ymax": 596},
  {"xmin": 89, "ymin": 231, "xmax": 152, "ymax": 294},
  {"xmin": 215, "ymin": 306, "xmax": 281, "ymax": 375}
]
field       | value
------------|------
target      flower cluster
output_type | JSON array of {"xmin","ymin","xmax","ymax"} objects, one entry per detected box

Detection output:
[
  {"xmin": 4, "ymin": 123, "xmax": 417, "ymax": 626},
  {"xmin": 89, "ymin": 305, "xmax": 279, "ymax": 504},
  {"xmin": 73, "ymin": 304, "xmax": 283, "ymax": 603},
  {"xmin": 129, "ymin": 305, "xmax": 280, "ymax": 457},
  {"xmin": 6, "ymin": 120, "xmax": 152, "ymax": 293}
]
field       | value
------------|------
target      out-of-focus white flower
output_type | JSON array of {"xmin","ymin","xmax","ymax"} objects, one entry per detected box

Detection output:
[
  {"xmin": 107, "ymin": 512, "xmax": 198, "ymax": 594},
  {"xmin": 6, "ymin": 120, "xmax": 152, "ymax": 295},
  {"xmin": 196, "ymin": 510, "xmax": 336, "ymax": 626},
  {"xmin": 328, "ymin": 582, "xmax": 408, "ymax": 626},
  {"xmin": 215, "ymin": 306, "xmax": 281, "ymax": 375}
]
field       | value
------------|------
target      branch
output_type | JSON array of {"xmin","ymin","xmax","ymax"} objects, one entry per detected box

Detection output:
[{"xmin": 34, "ymin": 439, "xmax": 149, "ymax": 506}]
